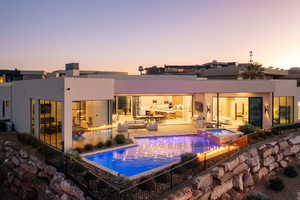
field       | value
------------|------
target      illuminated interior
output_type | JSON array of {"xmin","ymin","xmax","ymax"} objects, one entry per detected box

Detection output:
[
  {"xmin": 273, "ymin": 96, "xmax": 294, "ymax": 125},
  {"xmin": 72, "ymin": 100, "xmax": 112, "ymax": 148},
  {"xmin": 298, "ymin": 101, "xmax": 300, "ymax": 120},
  {"xmin": 39, "ymin": 100, "xmax": 63, "ymax": 150},
  {"xmin": 0, "ymin": 76, "xmax": 4, "ymax": 84},
  {"xmin": 114, "ymin": 95, "xmax": 192, "ymax": 125},
  {"xmin": 212, "ymin": 97, "xmax": 249, "ymax": 129}
]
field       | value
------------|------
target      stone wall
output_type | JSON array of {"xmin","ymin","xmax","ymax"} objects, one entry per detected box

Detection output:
[
  {"xmin": 0, "ymin": 139, "xmax": 88, "ymax": 200},
  {"xmin": 163, "ymin": 134, "xmax": 300, "ymax": 200}
]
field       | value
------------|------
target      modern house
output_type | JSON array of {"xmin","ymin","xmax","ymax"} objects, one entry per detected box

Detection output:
[{"xmin": 1, "ymin": 68, "xmax": 300, "ymax": 152}]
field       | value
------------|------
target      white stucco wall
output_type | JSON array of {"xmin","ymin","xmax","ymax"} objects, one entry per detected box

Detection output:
[{"xmin": 0, "ymin": 84, "xmax": 12, "ymax": 120}]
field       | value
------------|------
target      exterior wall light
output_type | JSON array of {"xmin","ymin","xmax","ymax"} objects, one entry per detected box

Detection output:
[{"xmin": 264, "ymin": 105, "xmax": 269, "ymax": 114}]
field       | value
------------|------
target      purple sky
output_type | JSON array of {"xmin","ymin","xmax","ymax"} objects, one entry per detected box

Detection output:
[{"xmin": 1, "ymin": 0, "xmax": 300, "ymax": 74}]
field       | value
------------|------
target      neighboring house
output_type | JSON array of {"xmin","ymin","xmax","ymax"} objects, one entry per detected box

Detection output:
[
  {"xmin": 144, "ymin": 61, "xmax": 288, "ymax": 80},
  {"xmin": 0, "ymin": 69, "xmax": 300, "ymax": 152}
]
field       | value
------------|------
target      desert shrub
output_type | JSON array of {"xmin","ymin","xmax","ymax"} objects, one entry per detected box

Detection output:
[
  {"xmin": 38, "ymin": 144, "xmax": 56, "ymax": 158},
  {"xmin": 66, "ymin": 149, "xmax": 80, "ymax": 160},
  {"xmin": 238, "ymin": 124, "xmax": 256, "ymax": 135},
  {"xmin": 138, "ymin": 178, "xmax": 156, "ymax": 191},
  {"xmin": 73, "ymin": 147, "xmax": 83, "ymax": 153},
  {"xmin": 17, "ymin": 133, "xmax": 32, "ymax": 144},
  {"xmin": 284, "ymin": 166, "xmax": 298, "ymax": 178},
  {"xmin": 155, "ymin": 173, "xmax": 169, "ymax": 183},
  {"xmin": 47, "ymin": 155, "xmax": 65, "ymax": 172},
  {"xmin": 115, "ymin": 134, "xmax": 126, "ymax": 144},
  {"xmin": 96, "ymin": 141, "xmax": 104, "ymax": 149},
  {"xmin": 268, "ymin": 177, "xmax": 284, "ymax": 191},
  {"xmin": 113, "ymin": 176, "xmax": 131, "ymax": 189},
  {"xmin": 181, "ymin": 152, "xmax": 197, "ymax": 163},
  {"xmin": 84, "ymin": 144, "xmax": 94, "ymax": 151},
  {"xmin": 181, "ymin": 152, "xmax": 198, "ymax": 168},
  {"xmin": 83, "ymin": 172, "xmax": 97, "ymax": 182},
  {"xmin": 105, "ymin": 139, "xmax": 112, "ymax": 147},
  {"xmin": 173, "ymin": 166, "xmax": 185, "ymax": 174},
  {"xmin": 69, "ymin": 161, "xmax": 86, "ymax": 174},
  {"xmin": 245, "ymin": 192, "xmax": 270, "ymax": 200}
]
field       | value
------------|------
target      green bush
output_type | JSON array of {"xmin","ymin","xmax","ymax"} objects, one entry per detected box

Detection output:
[
  {"xmin": 96, "ymin": 141, "xmax": 104, "ymax": 149},
  {"xmin": 238, "ymin": 124, "xmax": 256, "ymax": 135},
  {"xmin": 284, "ymin": 166, "xmax": 298, "ymax": 178},
  {"xmin": 115, "ymin": 134, "xmax": 126, "ymax": 144},
  {"xmin": 69, "ymin": 161, "xmax": 86, "ymax": 174},
  {"xmin": 245, "ymin": 192, "xmax": 270, "ymax": 200},
  {"xmin": 180, "ymin": 152, "xmax": 199, "ymax": 168},
  {"xmin": 84, "ymin": 144, "xmax": 94, "ymax": 151},
  {"xmin": 138, "ymin": 178, "xmax": 156, "ymax": 191},
  {"xmin": 65, "ymin": 149, "xmax": 80, "ymax": 160},
  {"xmin": 83, "ymin": 172, "xmax": 97, "ymax": 182},
  {"xmin": 155, "ymin": 173, "xmax": 169, "ymax": 183},
  {"xmin": 268, "ymin": 177, "xmax": 285, "ymax": 191},
  {"xmin": 105, "ymin": 139, "xmax": 112, "ymax": 147},
  {"xmin": 38, "ymin": 144, "xmax": 56, "ymax": 158},
  {"xmin": 74, "ymin": 147, "xmax": 83, "ymax": 153},
  {"xmin": 173, "ymin": 166, "xmax": 185, "ymax": 174}
]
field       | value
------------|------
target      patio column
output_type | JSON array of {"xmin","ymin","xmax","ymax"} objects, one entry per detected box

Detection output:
[
  {"xmin": 34, "ymin": 99, "xmax": 40, "ymax": 138},
  {"xmin": 63, "ymin": 100, "xmax": 73, "ymax": 152}
]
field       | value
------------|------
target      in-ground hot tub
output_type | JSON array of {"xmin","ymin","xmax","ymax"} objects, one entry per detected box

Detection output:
[{"xmin": 197, "ymin": 128, "xmax": 243, "ymax": 145}]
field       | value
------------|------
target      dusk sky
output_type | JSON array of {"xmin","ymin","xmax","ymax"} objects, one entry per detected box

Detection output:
[{"xmin": 1, "ymin": 0, "xmax": 300, "ymax": 74}]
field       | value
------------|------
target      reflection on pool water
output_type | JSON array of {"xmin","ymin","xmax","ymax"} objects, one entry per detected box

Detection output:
[{"xmin": 84, "ymin": 135, "xmax": 219, "ymax": 177}]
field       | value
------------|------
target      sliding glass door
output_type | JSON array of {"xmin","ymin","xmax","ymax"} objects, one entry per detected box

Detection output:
[
  {"xmin": 248, "ymin": 97, "xmax": 263, "ymax": 128},
  {"xmin": 273, "ymin": 96, "xmax": 294, "ymax": 125}
]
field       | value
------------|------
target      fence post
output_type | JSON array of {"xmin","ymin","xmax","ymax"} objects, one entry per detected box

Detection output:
[{"xmin": 170, "ymin": 171, "xmax": 173, "ymax": 189}]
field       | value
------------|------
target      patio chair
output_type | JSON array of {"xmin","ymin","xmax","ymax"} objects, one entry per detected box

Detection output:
[{"xmin": 147, "ymin": 121, "xmax": 158, "ymax": 131}]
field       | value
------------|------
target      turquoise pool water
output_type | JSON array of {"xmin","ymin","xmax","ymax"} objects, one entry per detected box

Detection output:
[
  {"xmin": 84, "ymin": 135, "xmax": 219, "ymax": 177},
  {"xmin": 207, "ymin": 128, "xmax": 235, "ymax": 135}
]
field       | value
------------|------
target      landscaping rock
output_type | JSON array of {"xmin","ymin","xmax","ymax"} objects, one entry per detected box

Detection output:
[
  {"xmin": 193, "ymin": 174, "xmax": 212, "ymax": 191},
  {"xmin": 227, "ymin": 189, "xmax": 243, "ymax": 200},
  {"xmin": 211, "ymin": 166, "xmax": 224, "ymax": 180},
  {"xmin": 269, "ymin": 162, "xmax": 279, "ymax": 171},
  {"xmin": 60, "ymin": 180, "xmax": 85, "ymax": 200},
  {"xmin": 222, "ymin": 158, "xmax": 239, "ymax": 172},
  {"xmin": 263, "ymin": 156, "xmax": 275, "ymax": 166},
  {"xmin": 233, "ymin": 173, "xmax": 243, "ymax": 191},
  {"xmin": 19, "ymin": 149, "xmax": 29, "ymax": 159},
  {"xmin": 275, "ymin": 153, "xmax": 283, "ymax": 161},
  {"xmin": 246, "ymin": 156, "xmax": 260, "ymax": 167},
  {"xmin": 233, "ymin": 163, "xmax": 248, "ymax": 175},
  {"xmin": 11, "ymin": 156, "xmax": 20, "ymax": 166},
  {"xmin": 248, "ymin": 148, "xmax": 258, "ymax": 157},
  {"xmin": 279, "ymin": 141, "xmax": 289, "ymax": 150},
  {"xmin": 289, "ymin": 135, "xmax": 300, "ymax": 145},
  {"xmin": 243, "ymin": 172, "xmax": 255, "ymax": 187},
  {"xmin": 256, "ymin": 167, "xmax": 268, "ymax": 181},
  {"xmin": 210, "ymin": 180, "xmax": 233, "ymax": 200},
  {"xmin": 279, "ymin": 160, "xmax": 288, "ymax": 168},
  {"xmin": 261, "ymin": 147, "xmax": 273, "ymax": 158},
  {"xmin": 20, "ymin": 161, "xmax": 38, "ymax": 174},
  {"xmin": 251, "ymin": 164, "xmax": 261, "ymax": 173}
]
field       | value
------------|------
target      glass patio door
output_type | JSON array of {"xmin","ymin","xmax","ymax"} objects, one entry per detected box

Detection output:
[{"xmin": 248, "ymin": 97, "xmax": 263, "ymax": 128}]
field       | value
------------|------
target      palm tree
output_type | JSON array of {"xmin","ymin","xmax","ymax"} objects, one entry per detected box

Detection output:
[
  {"xmin": 240, "ymin": 63, "xmax": 264, "ymax": 80},
  {"xmin": 138, "ymin": 66, "xmax": 144, "ymax": 75}
]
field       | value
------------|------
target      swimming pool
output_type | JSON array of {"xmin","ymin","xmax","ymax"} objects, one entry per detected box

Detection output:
[{"xmin": 83, "ymin": 135, "xmax": 219, "ymax": 177}]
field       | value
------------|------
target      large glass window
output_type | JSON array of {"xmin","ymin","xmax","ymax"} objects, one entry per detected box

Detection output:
[
  {"xmin": 39, "ymin": 100, "xmax": 63, "ymax": 150},
  {"xmin": 213, "ymin": 97, "xmax": 249, "ymax": 129},
  {"xmin": 114, "ymin": 95, "xmax": 193, "ymax": 125},
  {"xmin": 72, "ymin": 100, "xmax": 112, "ymax": 148},
  {"xmin": 273, "ymin": 96, "xmax": 294, "ymax": 125}
]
